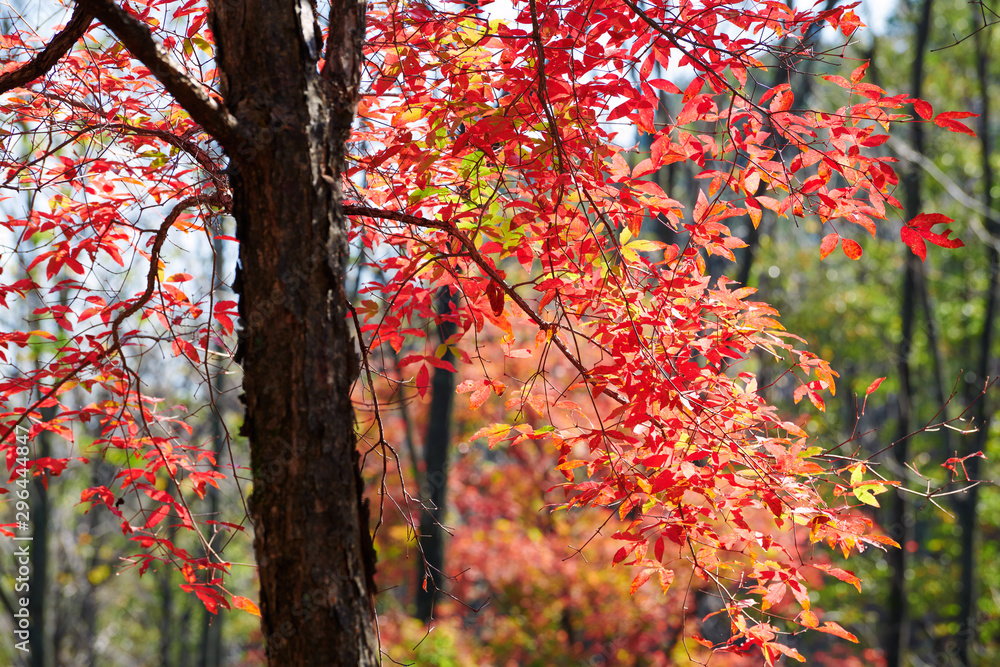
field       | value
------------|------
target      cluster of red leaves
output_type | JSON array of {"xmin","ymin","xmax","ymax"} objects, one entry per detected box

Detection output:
[
  {"xmin": 351, "ymin": 0, "xmax": 970, "ymax": 660},
  {"xmin": 0, "ymin": 0, "xmax": 972, "ymax": 658},
  {"xmin": 0, "ymin": 0, "xmax": 241, "ymax": 612}
]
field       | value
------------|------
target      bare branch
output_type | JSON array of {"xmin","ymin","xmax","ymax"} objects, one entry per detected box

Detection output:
[
  {"xmin": 76, "ymin": 0, "xmax": 243, "ymax": 151},
  {"xmin": 0, "ymin": 4, "xmax": 94, "ymax": 94}
]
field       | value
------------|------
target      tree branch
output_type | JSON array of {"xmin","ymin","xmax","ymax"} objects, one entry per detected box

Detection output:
[
  {"xmin": 76, "ymin": 0, "xmax": 243, "ymax": 152},
  {"xmin": 343, "ymin": 205, "xmax": 447, "ymax": 230},
  {"xmin": 0, "ymin": 4, "xmax": 95, "ymax": 94}
]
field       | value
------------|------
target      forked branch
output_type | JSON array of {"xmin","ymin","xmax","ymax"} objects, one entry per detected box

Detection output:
[
  {"xmin": 76, "ymin": 0, "xmax": 243, "ymax": 151},
  {"xmin": 0, "ymin": 4, "xmax": 94, "ymax": 93}
]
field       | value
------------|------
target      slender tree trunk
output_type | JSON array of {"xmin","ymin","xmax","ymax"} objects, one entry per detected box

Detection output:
[
  {"xmin": 198, "ymin": 237, "xmax": 228, "ymax": 667},
  {"xmin": 956, "ymin": 11, "xmax": 997, "ymax": 665},
  {"xmin": 734, "ymin": 0, "xmax": 835, "ymax": 287},
  {"xmin": 28, "ymin": 406, "xmax": 50, "ymax": 667},
  {"xmin": 886, "ymin": 2, "xmax": 934, "ymax": 664},
  {"xmin": 415, "ymin": 288, "xmax": 459, "ymax": 622},
  {"xmin": 887, "ymin": 251, "xmax": 915, "ymax": 667},
  {"xmin": 207, "ymin": 0, "xmax": 378, "ymax": 664},
  {"xmin": 79, "ymin": 459, "xmax": 108, "ymax": 667},
  {"xmin": 914, "ymin": 268, "xmax": 951, "ymax": 440},
  {"xmin": 159, "ymin": 566, "xmax": 175, "ymax": 667}
]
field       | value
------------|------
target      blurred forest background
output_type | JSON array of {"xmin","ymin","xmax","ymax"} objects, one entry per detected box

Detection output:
[{"xmin": 1, "ymin": 0, "xmax": 999, "ymax": 665}]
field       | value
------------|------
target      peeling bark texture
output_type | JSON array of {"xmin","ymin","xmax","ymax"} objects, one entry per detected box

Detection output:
[{"xmin": 207, "ymin": 0, "xmax": 377, "ymax": 664}]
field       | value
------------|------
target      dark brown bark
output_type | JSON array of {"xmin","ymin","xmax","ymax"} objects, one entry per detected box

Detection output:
[
  {"xmin": 159, "ymin": 560, "xmax": 175, "ymax": 667},
  {"xmin": 8, "ymin": 2, "xmax": 376, "ymax": 662},
  {"xmin": 206, "ymin": 0, "xmax": 377, "ymax": 664},
  {"xmin": 914, "ymin": 268, "xmax": 951, "ymax": 443}
]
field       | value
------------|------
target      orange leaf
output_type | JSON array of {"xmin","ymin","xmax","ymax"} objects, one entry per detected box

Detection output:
[
  {"xmin": 849, "ymin": 61, "xmax": 868, "ymax": 85},
  {"xmin": 232, "ymin": 595, "xmax": 261, "ymax": 617},
  {"xmin": 762, "ymin": 582, "xmax": 786, "ymax": 610},
  {"xmin": 746, "ymin": 198, "xmax": 762, "ymax": 228},
  {"xmin": 816, "ymin": 621, "xmax": 858, "ymax": 643},
  {"xmin": 630, "ymin": 568, "xmax": 654, "ymax": 595},
  {"xmin": 813, "ymin": 564, "xmax": 862, "ymax": 593},
  {"xmin": 658, "ymin": 568, "xmax": 674, "ymax": 593},
  {"xmin": 839, "ymin": 9, "xmax": 862, "ymax": 36},
  {"xmin": 470, "ymin": 382, "xmax": 491, "ymax": 410},
  {"xmin": 767, "ymin": 642, "xmax": 806, "ymax": 663}
]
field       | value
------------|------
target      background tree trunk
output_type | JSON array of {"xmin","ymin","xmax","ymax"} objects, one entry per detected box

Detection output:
[
  {"xmin": 886, "ymin": 1, "xmax": 934, "ymax": 664},
  {"xmin": 956, "ymin": 8, "xmax": 997, "ymax": 665},
  {"xmin": 206, "ymin": 0, "xmax": 377, "ymax": 664},
  {"xmin": 198, "ymin": 233, "xmax": 228, "ymax": 667},
  {"xmin": 415, "ymin": 288, "xmax": 459, "ymax": 622},
  {"xmin": 28, "ymin": 402, "xmax": 50, "ymax": 667}
]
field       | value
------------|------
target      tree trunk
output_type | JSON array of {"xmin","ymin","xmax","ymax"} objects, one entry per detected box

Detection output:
[
  {"xmin": 198, "ymin": 236, "xmax": 228, "ymax": 667},
  {"xmin": 415, "ymin": 288, "xmax": 459, "ymax": 622},
  {"xmin": 159, "ymin": 563, "xmax": 175, "ymax": 667},
  {"xmin": 28, "ymin": 406, "xmax": 50, "ymax": 667},
  {"xmin": 886, "ymin": 1, "xmax": 934, "ymax": 664},
  {"xmin": 886, "ymin": 252, "xmax": 916, "ymax": 667},
  {"xmin": 956, "ymin": 10, "xmax": 997, "ymax": 665},
  {"xmin": 207, "ymin": 0, "xmax": 378, "ymax": 664}
]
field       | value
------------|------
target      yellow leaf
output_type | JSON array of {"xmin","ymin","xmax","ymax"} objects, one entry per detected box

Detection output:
[{"xmin": 627, "ymin": 239, "xmax": 666, "ymax": 252}]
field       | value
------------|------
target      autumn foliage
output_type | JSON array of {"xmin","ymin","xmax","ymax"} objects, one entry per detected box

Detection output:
[{"xmin": 0, "ymin": 0, "xmax": 974, "ymax": 662}]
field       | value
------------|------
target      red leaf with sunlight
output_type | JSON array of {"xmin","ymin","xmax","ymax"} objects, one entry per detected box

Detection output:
[
  {"xmin": 816, "ymin": 621, "xmax": 860, "ymax": 643},
  {"xmin": 841, "ymin": 238, "xmax": 863, "ymax": 260},
  {"xmin": 866, "ymin": 377, "xmax": 886, "ymax": 395},
  {"xmin": 820, "ymin": 233, "xmax": 839, "ymax": 259},
  {"xmin": 902, "ymin": 213, "xmax": 965, "ymax": 261},
  {"xmin": 934, "ymin": 111, "xmax": 978, "ymax": 136}
]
